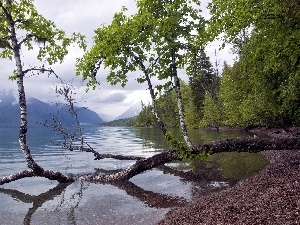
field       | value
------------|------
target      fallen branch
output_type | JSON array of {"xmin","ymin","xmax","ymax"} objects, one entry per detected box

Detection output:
[
  {"xmin": 0, "ymin": 169, "xmax": 74, "ymax": 185},
  {"xmin": 80, "ymin": 136, "xmax": 300, "ymax": 182},
  {"xmin": 0, "ymin": 170, "xmax": 35, "ymax": 185},
  {"xmin": 1, "ymin": 137, "xmax": 300, "ymax": 184},
  {"xmin": 82, "ymin": 150, "xmax": 180, "ymax": 182},
  {"xmin": 69, "ymin": 146, "xmax": 144, "ymax": 161}
]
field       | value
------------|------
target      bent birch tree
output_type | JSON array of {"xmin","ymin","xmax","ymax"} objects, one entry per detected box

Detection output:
[{"xmin": 0, "ymin": 0, "xmax": 84, "ymax": 183}]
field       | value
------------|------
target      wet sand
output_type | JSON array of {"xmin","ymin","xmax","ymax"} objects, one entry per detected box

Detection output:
[{"xmin": 157, "ymin": 150, "xmax": 300, "ymax": 225}]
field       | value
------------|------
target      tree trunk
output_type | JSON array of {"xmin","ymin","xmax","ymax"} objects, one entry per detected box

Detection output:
[
  {"xmin": 171, "ymin": 50, "xmax": 194, "ymax": 149},
  {"xmin": 130, "ymin": 52, "xmax": 168, "ymax": 136},
  {"xmin": 3, "ymin": 2, "xmax": 73, "ymax": 183},
  {"xmin": 8, "ymin": 5, "xmax": 43, "ymax": 173}
]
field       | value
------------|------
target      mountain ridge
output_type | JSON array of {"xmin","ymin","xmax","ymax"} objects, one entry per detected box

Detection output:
[{"xmin": 0, "ymin": 92, "xmax": 104, "ymax": 127}]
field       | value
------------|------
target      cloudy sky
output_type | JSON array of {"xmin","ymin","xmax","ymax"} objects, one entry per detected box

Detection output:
[{"xmin": 0, "ymin": 0, "xmax": 234, "ymax": 119}]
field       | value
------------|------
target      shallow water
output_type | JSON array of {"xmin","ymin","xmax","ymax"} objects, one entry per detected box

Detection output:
[{"xmin": 0, "ymin": 126, "xmax": 260, "ymax": 225}]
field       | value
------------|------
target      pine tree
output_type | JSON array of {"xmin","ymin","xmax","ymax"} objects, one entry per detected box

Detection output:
[{"xmin": 188, "ymin": 48, "xmax": 219, "ymax": 120}]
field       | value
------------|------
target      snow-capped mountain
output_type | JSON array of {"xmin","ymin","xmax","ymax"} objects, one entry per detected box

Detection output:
[{"xmin": 114, "ymin": 102, "xmax": 142, "ymax": 120}]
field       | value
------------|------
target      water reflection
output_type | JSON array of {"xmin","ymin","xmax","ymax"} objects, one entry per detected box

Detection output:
[
  {"xmin": 0, "ymin": 178, "xmax": 186, "ymax": 224},
  {"xmin": 0, "ymin": 182, "xmax": 72, "ymax": 225},
  {"xmin": 0, "ymin": 126, "xmax": 266, "ymax": 224},
  {"xmin": 134, "ymin": 127, "xmax": 249, "ymax": 150}
]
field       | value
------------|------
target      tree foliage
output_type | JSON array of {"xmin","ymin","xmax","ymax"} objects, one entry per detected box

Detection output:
[
  {"xmin": 200, "ymin": 0, "xmax": 300, "ymax": 127},
  {"xmin": 134, "ymin": 102, "xmax": 156, "ymax": 127},
  {"xmin": 135, "ymin": 0, "xmax": 300, "ymax": 128},
  {"xmin": 187, "ymin": 47, "xmax": 219, "ymax": 126},
  {"xmin": 0, "ymin": 0, "xmax": 85, "ymax": 67}
]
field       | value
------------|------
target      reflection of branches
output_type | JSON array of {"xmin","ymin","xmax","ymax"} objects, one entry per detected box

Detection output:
[
  {"xmin": 95, "ymin": 164, "xmax": 233, "ymax": 208},
  {"xmin": 0, "ymin": 182, "xmax": 71, "ymax": 225},
  {"xmin": 112, "ymin": 180, "xmax": 187, "ymax": 208},
  {"xmin": 94, "ymin": 167, "xmax": 187, "ymax": 208},
  {"xmin": 158, "ymin": 164, "xmax": 237, "ymax": 198},
  {"xmin": 95, "ymin": 167, "xmax": 187, "ymax": 208},
  {"xmin": 67, "ymin": 181, "xmax": 89, "ymax": 225},
  {"xmin": 0, "ymin": 170, "xmax": 186, "ymax": 225}
]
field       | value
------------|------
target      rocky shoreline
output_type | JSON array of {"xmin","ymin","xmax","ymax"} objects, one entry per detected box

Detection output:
[{"xmin": 157, "ymin": 149, "xmax": 300, "ymax": 224}]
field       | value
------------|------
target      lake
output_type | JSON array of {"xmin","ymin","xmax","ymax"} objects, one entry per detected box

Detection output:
[{"xmin": 0, "ymin": 126, "xmax": 263, "ymax": 225}]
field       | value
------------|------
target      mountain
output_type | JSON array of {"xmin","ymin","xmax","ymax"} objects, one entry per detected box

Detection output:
[
  {"xmin": 98, "ymin": 113, "xmax": 115, "ymax": 122},
  {"xmin": 0, "ymin": 92, "xmax": 104, "ymax": 127},
  {"xmin": 114, "ymin": 102, "xmax": 142, "ymax": 120}
]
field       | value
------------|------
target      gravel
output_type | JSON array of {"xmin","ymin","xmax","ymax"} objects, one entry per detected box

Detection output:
[{"xmin": 157, "ymin": 150, "xmax": 300, "ymax": 225}]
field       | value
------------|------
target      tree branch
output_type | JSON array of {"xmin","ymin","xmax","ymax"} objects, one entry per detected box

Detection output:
[
  {"xmin": 0, "ymin": 169, "xmax": 74, "ymax": 185},
  {"xmin": 80, "ymin": 136, "xmax": 300, "ymax": 182},
  {"xmin": 0, "ymin": 170, "xmax": 35, "ymax": 185},
  {"xmin": 18, "ymin": 33, "xmax": 33, "ymax": 47},
  {"xmin": 1, "ymin": 136, "xmax": 300, "ymax": 184},
  {"xmin": 69, "ymin": 146, "xmax": 144, "ymax": 161},
  {"xmin": 81, "ymin": 150, "xmax": 180, "ymax": 182},
  {"xmin": 23, "ymin": 67, "xmax": 58, "ymax": 77}
]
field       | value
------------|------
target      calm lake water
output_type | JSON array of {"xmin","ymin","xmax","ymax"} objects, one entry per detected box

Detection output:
[{"xmin": 0, "ymin": 126, "xmax": 254, "ymax": 225}]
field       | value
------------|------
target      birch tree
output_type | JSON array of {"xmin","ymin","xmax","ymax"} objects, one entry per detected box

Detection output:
[
  {"xmin": 0, "ymin": 0, "xmax": 84, "ymax": 182},
  {"xmin": 76, "ymin": 0, "xmax": 205, "ymax": 150}
]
